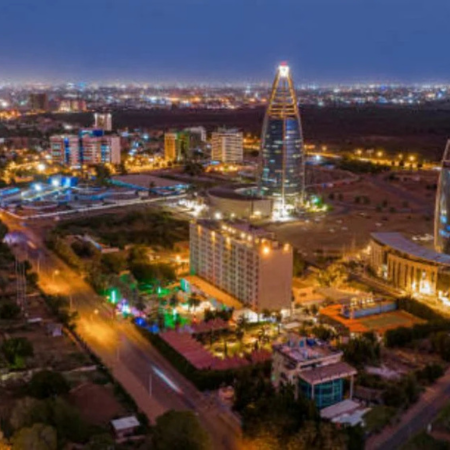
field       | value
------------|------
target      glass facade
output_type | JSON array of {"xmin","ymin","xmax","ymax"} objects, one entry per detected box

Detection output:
[
  {"xmin": 259, "ymin": 65, "xmax": 304, "ymax": 205},
  {"xmin": 300, "ymin": 378, "xmax": 343, "ymax": 409},
  {"xmin": 435, "ymin": 141, "xmax": 450, "ymax": 254}
]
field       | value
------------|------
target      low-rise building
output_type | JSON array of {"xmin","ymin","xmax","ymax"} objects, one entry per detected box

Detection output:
[
  {"xmin": 369, "ymin": 232, "xmax": 450, "ymax": 297},
  {"xmin": 272, "ymin": 334, "xmax": 357, "ymax": 409}
]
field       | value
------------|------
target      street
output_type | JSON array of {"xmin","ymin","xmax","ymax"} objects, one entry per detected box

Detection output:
[{"xmin": 3, "ymin": 213, "xmax": 241, "ymax": 450}]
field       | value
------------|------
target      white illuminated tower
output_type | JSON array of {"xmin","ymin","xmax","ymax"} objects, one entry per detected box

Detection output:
[
  {"xmin": 435, "ymin": 140, "xmax": 450, "ymax": 253},
  {"xmin": 259, "ymin": 63, "xmax": 305, "ymax": 214}
]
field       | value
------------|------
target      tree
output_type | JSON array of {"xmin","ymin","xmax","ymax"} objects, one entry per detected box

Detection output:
[
  {"xmin": 0, "ymin": 274, "xmax": 8, "ymax": 296},
  {"xmin": 1, "ymin": 337, "xmax": 34, "ymax": 368},
  {"xmin": 188, "ymin": 294, "xmax": 201, "ymax": 311},
  {"xmin": 85, "ymin": 434, "xmax": 115, "ymax": 450},
  {"xmin": 0, "ymin": 221, "xmax": 8, "ymax": 241},
  {"xmin": 151, "ymin": 410, "xmax": 212, "ymax": 450},
  {"xmin": 10, "ymin": 398, "xmax": 51, "ymax": 431},
  {"xmin": 28, "ymin": 371, "xmax": 70, "ymax": 399},
  {"xmin": 93, "ymin": 164, "xmax": 111, "ymax": 186},
  {"xmin": 0, "ymin": 303, "xmax": 21, "ymax": 320},
  {"xmin": 286, "ymin": 421, "xmax": 347, "ymax": 450},
  {"xmin": 12, "ymin": 423, "xmax": 57, "ymax": 450}
]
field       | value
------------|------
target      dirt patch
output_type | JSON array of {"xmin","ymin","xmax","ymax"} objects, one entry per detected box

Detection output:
[{"xmin": 69, "ymin": 382, "xmax": 126, "ymax": 426}]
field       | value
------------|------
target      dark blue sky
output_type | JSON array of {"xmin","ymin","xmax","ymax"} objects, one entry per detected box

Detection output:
[{"xmin": 0, "ymin": 0, "xmax": 449, "ymax": 83}]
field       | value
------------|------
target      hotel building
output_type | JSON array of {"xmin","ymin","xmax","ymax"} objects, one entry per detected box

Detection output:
[{"xmin": 189, "ymin": 220, "xmax": 293, "ymax": 311}]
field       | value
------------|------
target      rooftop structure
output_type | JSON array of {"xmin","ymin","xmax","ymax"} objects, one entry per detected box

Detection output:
[
  {"xmin": 272, "ymin": 334, "xmax": 356, "ymax": 409},
  {"xmin": 259, "ymin": 63, "xmax": 305, "ymax": 215}
]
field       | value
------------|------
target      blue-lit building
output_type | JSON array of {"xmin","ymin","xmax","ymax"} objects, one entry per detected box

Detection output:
[
  {"xmin": 259, "ymin": 64, "xmax": 305, "ymax": 213},
  {"xmin": 435, "ymin": 140, "xmax": 450, "ymax": 254},
  {"xmin": 272, "ymin": 335, "xmax": 356, "ymax": 409},
  {"xmin": 50, "ymin": 130, "xmax": 121, "ymax": 167}
]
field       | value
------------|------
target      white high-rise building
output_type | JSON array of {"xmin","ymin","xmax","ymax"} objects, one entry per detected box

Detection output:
[
  {"xmin": 94, "ymin": 112, "xmax": 113, "ymax": 131},
  {"xmin": 189, "ymin": 220, "xmax": 293, "ymax": 311},
  {"xmin": 211, "ymin": 128, "xmax": 243, "ymax": 163}
]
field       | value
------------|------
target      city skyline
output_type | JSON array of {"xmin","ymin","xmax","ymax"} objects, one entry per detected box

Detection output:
[{"xmin": 2, "ymin": 0, "xmax": 450, "ymax": 84}]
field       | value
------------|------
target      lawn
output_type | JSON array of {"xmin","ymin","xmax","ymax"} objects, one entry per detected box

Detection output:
[
  {"xmin": 359, "ymin": 311, "xmax": 424, "ymax": 333},
  {"xmin": 364, "ymin": 406, "xmax": 397, "ymax": 434},
  {"xmin": 401, "ymin": 431, "xmax": 450, "ymax": 450}
]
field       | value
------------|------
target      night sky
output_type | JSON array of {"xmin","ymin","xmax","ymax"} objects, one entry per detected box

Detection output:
[{"xmin": 0, "ymin": 0, "xmax": 449, "ymax": 83}]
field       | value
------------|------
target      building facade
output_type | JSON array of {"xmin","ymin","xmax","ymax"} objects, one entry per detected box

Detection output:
[
  {"xmin": 164, "ymin": 129, "xmax": 204, "ymax": 162},
  {"xmin": 211, "ymin": 128, "xmax": 243, "ymax": 163},
  {"xmin": 259, "ymin": 63, "xmax": 305, "ymax": 213},
  {"xmin": 189, "ymin": 220, "xmax": 293, "ymax": 311},
  {"xmin": 29, "ymin": 93, "xmax": 49, "ymax": 111},
  {"xmin": 50, "ymin": 133, "xmax": 121, "ymax": 166},
  {"xmin": 369, "ymin": 232, "xmax": 450, "ymax": 297},
  {"xmin": 272, "ymin": 334, "xmax": 356, "ymax": 409},
  {"xmin": 94, "ymin": 112, "xmax": 112, "ymax": 131},
  {"xmin": 435, "ymin": 140, "xmax": 450, "ymax": 254}
]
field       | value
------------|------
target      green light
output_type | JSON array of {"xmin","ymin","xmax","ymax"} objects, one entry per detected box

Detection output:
[{"xmin": 111, "ymin": 290, "xmax": 117, "ymax": 304}]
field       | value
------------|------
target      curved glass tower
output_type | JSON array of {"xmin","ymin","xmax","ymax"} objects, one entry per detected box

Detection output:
[
  {"xmin": 435, "ymin": 140, "xmax": 450, "ymax": 253},
  {"xmin": 259, "ymin": 63, "xmax": 305, "ymax": 213}
]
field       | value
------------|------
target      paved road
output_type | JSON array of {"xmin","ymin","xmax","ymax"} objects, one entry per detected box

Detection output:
[
  {"xmin": 367, "ymin": 368, "xmax": 450, "ymax": 449},
  {"xmin": 4, "ymin": 214, "xmax": 241, "ymax": 450}
]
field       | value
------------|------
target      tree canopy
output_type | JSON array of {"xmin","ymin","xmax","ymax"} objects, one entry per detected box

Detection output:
[{"xmin": 151, "ymin": 410, "xmax": 212, "ymax": 450}]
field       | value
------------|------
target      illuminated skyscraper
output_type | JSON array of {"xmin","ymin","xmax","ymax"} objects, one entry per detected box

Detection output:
[
  {"xmin": 435, "ymin": 140, "xmax": 450, "ymax": 253},
  {"xmin": 259, "ymin": 63, "xmax": 305, "ymax": 213}
]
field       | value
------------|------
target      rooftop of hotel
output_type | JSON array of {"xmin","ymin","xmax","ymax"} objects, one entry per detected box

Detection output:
[
  {"xmin": 371, "ymin": 232, "xmax": 450, "ymax": 266},
  {"xmin": 196, "ymin": 219, "xmax": 275, "ymax": 239},
  {"xmin": 273, "ymin": 336, "xmax": 342, "ymax": 364}
]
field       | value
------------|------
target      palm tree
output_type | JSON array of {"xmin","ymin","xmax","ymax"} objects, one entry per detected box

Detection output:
[{"xmin": 188, "ymin": 293, "xmax": 201, "ymax": 311}]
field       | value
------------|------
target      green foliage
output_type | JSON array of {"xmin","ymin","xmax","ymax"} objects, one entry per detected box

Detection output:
[
  {"xmin": 0, "ymin": 302, "xmax": 21, "ymax": 320},
  {"xmin": 42, "ymin": 294, "xmax": 77, "ymax": 329},
  {"xmin": 311, "ymin": 325, "xmax": 334, "ymax": 341},
  {"xmin": 286, "ymin": 421, "xmax": 347, "ymax": 450},
  {"xmin": 10, "ymin": 397, "xmax": 91, "ymax": 446},
  {"xmin": 93, "ymin": 164, "xmax": 111, "ymax": 186},
  {"xmin": 431, "ymin": 332, "xmax": 450, "ymax": 361},
  {"xmin": 337, "ymin": 158, "xmax": 390, "ymax": 174},
  {"xmin": 293, "ymin": 252, "xmax": 307, "ymax": 277},
  {"xmin": 56, "ymin": 210, "xmax": 188, "ymax": 250},
  {"xmin": 0, "ymin": 220, "xmax": 8, "ymax": 241},
  {"xmin": 363, "ymin": 406, "xmax": 397, "ymax": 434},
  {"xmin": 45, "ymin": 234, "xmax": 84, "ymax": 271},
  {"xmin": 397, "ymin": 296, "xmax": 442, "ymax": 321},
  {"xmin": 342, "ymin": 332, "xmax": 380, "ymax": 367},
  {"xmin": 130, "ymin": 262, "xmax": 176, "ymax": 285},
  {"xmin": 100, "ymin": 252, "xmax": 127, "ymax": 274},
  {"xmin": 382, "ymin": 374, "xmax": 420, "ymax": 409},
  {"xmin": 28, "ymin": 371, "xmax": 70, "ymax": 399},
  {"xmin": 12, "ymin": 423, "xmax": 57, "ymax": 450},
  {"xmin": 183, "ymin": 161, "xmax": 205, "ymax": 177},
  {"xmin": 1, "ymin": 337, "xmax": 34, "ymax": 368},
  {"xmin": 85, "ymin": 433, "xmax": 115, "ymax": 449},
  {"xmin": 317, "ymin": 263, "xmax": 347, "ymax": 288},
  {"xmin": 415, "ymin": 363, "xmax": 444, "ymax": 385},
  {"xmin": 70, "ymin": 240, "xmax": 97, "ymax": 259},
  {"xmin": 151, "ymin": 410, "xmax": 212, "ymax": 450}
]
